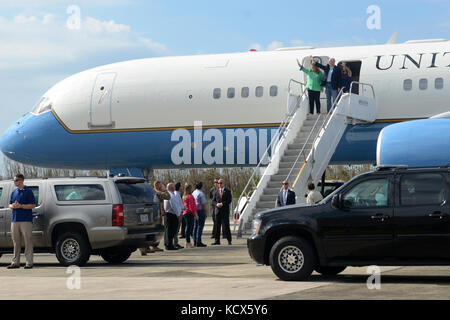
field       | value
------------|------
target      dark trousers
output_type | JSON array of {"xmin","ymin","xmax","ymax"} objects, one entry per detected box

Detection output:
[
  {"xmin": 308, "ymin": 89, "xmax": 321, "ymax": 114},
  {"xmin": 211, "ymin": 206, "xmax": 216, "ymax": 237},
  {"xmin": 181, "ymin": 214, "xmax": 186, "ymax": 237},
  {"xmin": 183, "ymin": 213, "xmax": 195, "ymax": 243},
  {"xmin": 164, "ymin": 212, "xmax": 179, "ymax": 249},
  {"xmin": 215, "ymin": 211, "xmax": 232, "ymax": 243},
  {"xmin": 193, "ymin": 209, "xmax": 206, "ymax": 244}
]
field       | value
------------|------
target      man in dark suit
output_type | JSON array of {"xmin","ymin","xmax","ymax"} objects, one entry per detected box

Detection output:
[
  {"xmin": 209, "ymin": 178, "xmax": 219, "ymax": 239},
  {"xmin": 311, "ymin": 56, "xmax": 342, "ymax": 112},
  {"xmin": 211, "ymin": 179, "xmax": 232, "ymax": 245},
  {"xmin": 277, "ymin": 180, "xmax": 296, "ymax": 207}
]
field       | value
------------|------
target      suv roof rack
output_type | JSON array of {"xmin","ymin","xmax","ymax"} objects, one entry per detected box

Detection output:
[{"xmin": 376, "ymin": 165, "xmax": 408, "ymax": 171}]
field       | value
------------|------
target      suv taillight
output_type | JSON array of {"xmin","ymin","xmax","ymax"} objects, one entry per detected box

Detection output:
[{"xmin": 112, "ymin": 204, "xmax": 124, "ymax": 227}]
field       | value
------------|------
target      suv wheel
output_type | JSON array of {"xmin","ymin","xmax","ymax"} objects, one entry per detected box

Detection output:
[
  {"xmin": 269, "ymin": 236, "xmax": 316, "ymax": 281},
  {"xmin": 315, "ymin": 266, "xmax": 346, "ymax": 276},
  {"xmin": 100, "ymin": 247, "xmax": 134, "ymax": 264},
  {"xmin": 55, "ymin": 231, "xmax": 91, "ymax": 266}
]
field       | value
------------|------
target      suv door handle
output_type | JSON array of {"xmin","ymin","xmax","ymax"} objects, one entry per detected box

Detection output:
[
  {"xmin": 429, "ymin": 211, "xmax": 444, "ymax": 219},
  {"xmin": 371, "ymin": 214, "xmax": 389, "ymax": 222}
]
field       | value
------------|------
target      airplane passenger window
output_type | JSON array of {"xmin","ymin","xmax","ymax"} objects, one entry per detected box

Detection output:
[
  {"xmin": 419, "ymin": 79, "xmax": 428, "ymax": 90},
  {"xmin": 241, "ymin": 87, "xmax": 249, "ymax": 98},
  {"xmin": 227, "ymin": 88, "xmax": 235, "ymax": 99},
  {"xmin": 270, "ymin": 86, "xmax": 278, "ymax": 97},
  {"xmin": 435, "ymin": 78, "xmax": 444, "ymax": 90},
  {"xmin": 255, "ymin": 86, "xmax": 264, "ymax": 97},
  {"xmin": 213, "ymin": 88, "xmax": 221, "ymax": 99},
  {"xmin": 403, "ymin": 79, "xmax": 412, "ymax": 91}
]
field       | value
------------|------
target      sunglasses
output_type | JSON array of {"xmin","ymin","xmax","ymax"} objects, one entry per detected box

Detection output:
[
  {"xmin": 218, "ymin": 182, "xmax": 224, "ymax": 184},
  {"xmin": 13, "ymin": 179, "xmax": 23, "ymax": 182},
  {"xmin": 282, "ymin": 183, "xmax": 288, "ymax": 185}
]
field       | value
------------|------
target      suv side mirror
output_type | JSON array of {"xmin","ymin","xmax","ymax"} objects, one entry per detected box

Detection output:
[{"xmin": 332, "ymin": 194, "xmax": 343, "ymax": 209}]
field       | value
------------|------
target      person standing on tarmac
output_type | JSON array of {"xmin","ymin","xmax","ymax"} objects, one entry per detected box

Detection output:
[
  {"xmin": 209, "ymin": 178, "xmax": 219, "ymax": 239},
  {"xmin": 192, "ymin": 182, "xmax": 208, "ymax": 247},
  {"xmin": 173, "ymin": 182, "xmax": 184, "ymax": 249},
  {"xmin": 306, "ymin": 183, "xmax": 323, "ymax": 205},
  {"xmin": 164, "ymin": 183, "xmax": 181, "ymax": 250},
  {"xmin": 7, "ymin": 174, "xmax": 36, "ymax": 269},
  {"xmin": 139, "ymin": 180, "xmax": 170, "ymax": 255},
  {"xmin": 211, "ymin": 179, "xmax": 232, "ymax": 246}
]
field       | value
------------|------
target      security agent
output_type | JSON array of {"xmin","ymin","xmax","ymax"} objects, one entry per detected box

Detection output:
[{"xmin": 7, "ymin": 174, "xmax": 37, "ymax": 269}]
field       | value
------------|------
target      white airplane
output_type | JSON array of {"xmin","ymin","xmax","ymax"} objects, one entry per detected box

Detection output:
[{"xmin": 0, "ymin": 38, "xmax": 449, "ymax": 170}]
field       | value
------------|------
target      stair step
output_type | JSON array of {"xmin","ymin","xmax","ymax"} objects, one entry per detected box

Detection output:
[
  {"xmin": 284, "ymin": 148, "xmax": 312, "ymax": 156},
  {"xmin": 277, "ymin": 168, "xmax": 297, "ymax": 175},
  {"xmin": 256, "ymin": 201, "xmax": 276, "ymax": 209},
  {"xmin": 260, "ymin": 194, "xmax": 277, "ymax": 201},
  {"xmin": 287, "ymin": 143, "xmax": 313, "ymax": 150},
  {"xmin": 267, "ymin": 181, "xmax": 283, "ymax": 188},
  {"xmin": 278, "ymin": 162, "xmax": 297, "ymax": 168},
  {"xmin": 263, "ymin": 187, "xmax": 281, "ymax": 195}
]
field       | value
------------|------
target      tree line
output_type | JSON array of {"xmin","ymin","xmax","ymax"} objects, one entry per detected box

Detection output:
[{"xmin": 1, "ymin": 156, "xmax": 373, "ymax": 205}]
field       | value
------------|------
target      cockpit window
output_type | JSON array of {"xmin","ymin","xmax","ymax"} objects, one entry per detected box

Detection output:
[{"xmin": 32, "ymin": 97, "xmax": 52, "ymax": 115}]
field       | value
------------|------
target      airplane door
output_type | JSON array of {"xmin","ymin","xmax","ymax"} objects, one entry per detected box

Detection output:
[{"xmin": 90, "ymin": 72, "xmax": 116, "ymax": 127}]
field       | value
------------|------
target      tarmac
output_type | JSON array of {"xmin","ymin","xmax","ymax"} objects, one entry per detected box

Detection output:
[{"xmin": 1, "ymin": 221, "xmax": 450, "ymax": 300}]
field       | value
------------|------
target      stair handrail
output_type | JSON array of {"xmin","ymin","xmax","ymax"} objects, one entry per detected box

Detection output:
[
  {"xmin": 284, "ymin": 81, "xmax": 376, "ymax": 190},
  {"xmin": 350, "ymin": 81, "xmax": 376, "ymax": 99},
  {"xmin": 235, "ymin": 79, "xmax": 307, "ymax": 216},
  {"xmin": 284, "ymin": 87, "xmax": 347, "ymax": 188}
]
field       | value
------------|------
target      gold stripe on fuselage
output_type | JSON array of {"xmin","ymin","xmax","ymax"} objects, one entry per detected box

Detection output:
[{"xmin": 51, "ymin": 110, "xmax": 424, "ymax": 134}]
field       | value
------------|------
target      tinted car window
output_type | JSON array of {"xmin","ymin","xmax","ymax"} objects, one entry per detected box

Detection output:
[
  {"xmin": 55, "ymin": 185, "xmax": 106, "ymax": 201},
  {"xmin": 343, "ymin": 178, "xmax": 389, "ymax": 208},
  {"xmin": 400, "ymin": 173, "xmax": 446, "ymax": 206},
  {"xmin": 28, "ymin": 186, "xmax": 39, "ymax": 205},
  {"xmin": 116, "ymin": 180, "xmax": 155, "ymax": 204},
  {"xmin": 0, "ymin": 187, "xmax": 2, "ymax": 200}
]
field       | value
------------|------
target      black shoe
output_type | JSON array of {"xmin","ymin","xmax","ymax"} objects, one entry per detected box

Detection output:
[
  {"xmin": 211, "ymin": 242, "xmax": 220, "ymax": 245},
  {"xmin": 180, "ymin": 235, "xmax": 186, "ymax": 239},
  {"xmin": 165, "ymin": 246, "xmax": 178, "ymax": 251},
  {"xmin": 194, "ymin": 242, "xmax": 197, "ymax": 247},
  {"xmin": 210, "ymin": 236, "xmax": 215, "ymax": 239},
  {"xmin": 196, "ymin": 243, "xmax": 207, "ymax": 247},
  {"xmin": 228, "ymin": 242, "xmax": 232, "ymax": 246},
  {"xmin": 6, "ymin": 264, "xmax": 20, "ymax": 269},
  {"xmin": 24, "ymin": 265, "xmax": 33, "ymax": 269},
  {"xmin": 175, "ymin": 244, "xmax": 184, "ymax": 249}
]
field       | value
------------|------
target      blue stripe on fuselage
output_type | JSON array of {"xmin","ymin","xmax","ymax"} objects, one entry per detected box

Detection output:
[{"xmin": 1, "ymin": 111, "xmax": 394, "ymax": 169}]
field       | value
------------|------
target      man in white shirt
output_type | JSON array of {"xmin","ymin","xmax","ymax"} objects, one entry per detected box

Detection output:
[
  {"xmin": 173, "ymin": 182, "xmax": 184, "ymax": 249},
  {"xmin": 306, "ymin": 183, "xmax": 323, "ymax": 205},
  {"xmin": 192, "ymin": 182, "xmax": 208, "ymax": 247},
  {"xmin": 311, "ymin": 56, "xmax": 342, "ymax": 112},
  {"xmin": 163, "ymin": 183, "xmax": 181, "ymax": 250}
]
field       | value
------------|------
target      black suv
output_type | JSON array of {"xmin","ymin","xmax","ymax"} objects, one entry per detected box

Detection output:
[{"xmin": 248, "ymin": 166, "xmax": 450, "ymax": 281}]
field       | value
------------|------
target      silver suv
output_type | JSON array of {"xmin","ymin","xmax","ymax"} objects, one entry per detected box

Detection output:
[{"xmin": 0, "ymin": 175, "xmax": 163, "ymax": 266}]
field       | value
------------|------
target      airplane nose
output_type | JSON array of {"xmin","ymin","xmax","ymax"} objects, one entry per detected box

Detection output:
[
  {"xmin": 0, "ymin": 115, "xmax": 32, "ymax": 163},
  {"xmin": 0, "ymin": 121, "xmax": 20, "ymax": 157}
]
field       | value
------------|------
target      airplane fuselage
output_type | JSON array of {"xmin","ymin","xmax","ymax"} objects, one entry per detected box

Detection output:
[{"xmin": 1, "ymin": 40, "xmax": 449, "ymax": 169}]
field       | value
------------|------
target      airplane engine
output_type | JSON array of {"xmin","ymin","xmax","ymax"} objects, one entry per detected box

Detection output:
[{"xmin": 377, "ymin": 113, "xmax": 450, "ymax": 167}]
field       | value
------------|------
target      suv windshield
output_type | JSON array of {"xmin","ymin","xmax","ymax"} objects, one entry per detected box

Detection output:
[{"xmin": 116, "ymin": 179, "xmax": 155, "ymax": 204}]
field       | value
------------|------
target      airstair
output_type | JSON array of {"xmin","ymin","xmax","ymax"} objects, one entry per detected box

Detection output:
[{"xmin": 236, "ymin": 81, "xmax": 376, "ymax": 236}]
